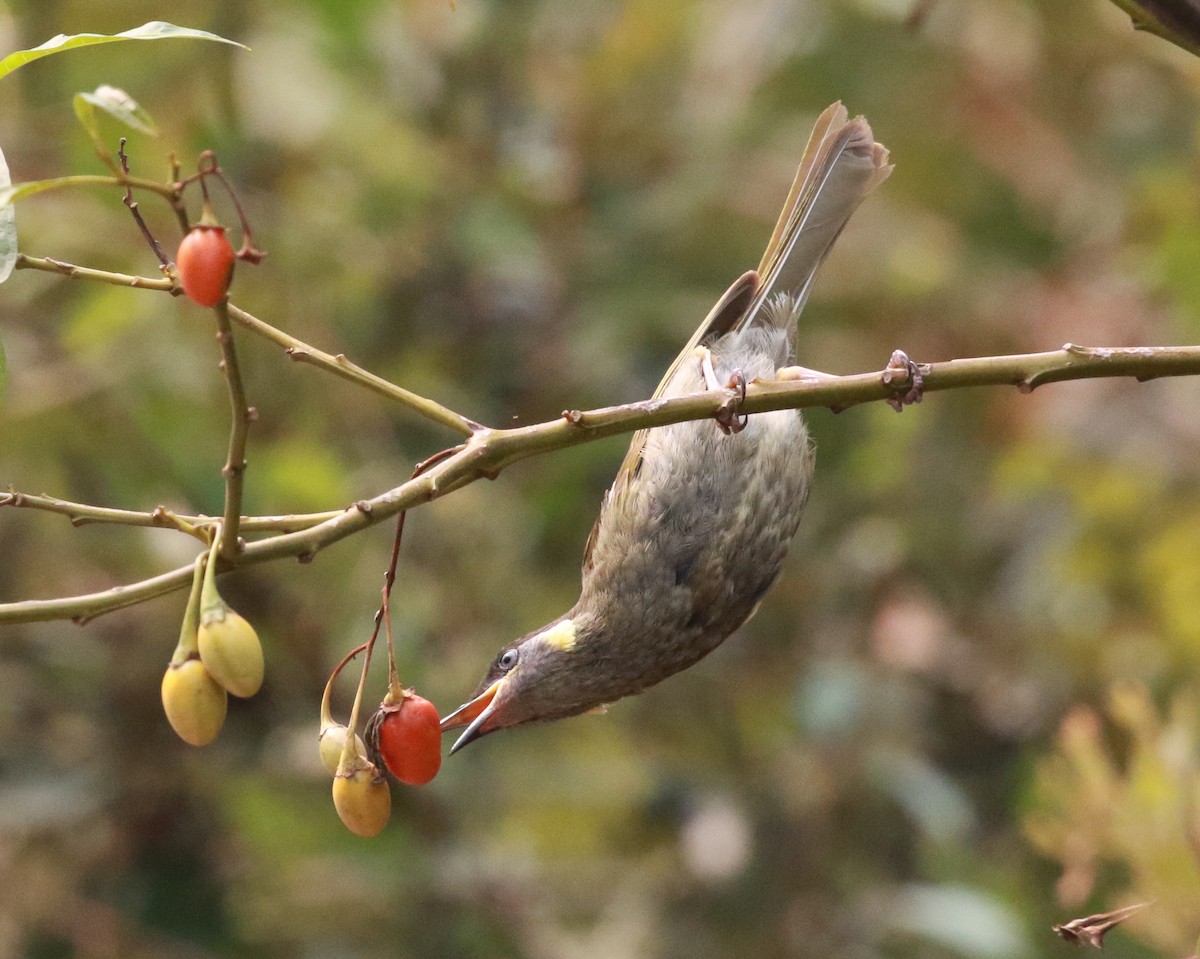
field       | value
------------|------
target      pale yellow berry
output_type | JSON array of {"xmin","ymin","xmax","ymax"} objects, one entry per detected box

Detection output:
[
  {"xmin": 319, "ymin": 723, "xmax": 366, "ymax": 777},
  {"xmin": 198, "ymin": 608, "xmax": 264, "ymax": 698},
  {"xmin": 332, "ymin": 759, "xmax": 391, "ymax": 837},
  {"xmin": 161, "ymin": 658, "xmax": 228, "ymax": 746}
]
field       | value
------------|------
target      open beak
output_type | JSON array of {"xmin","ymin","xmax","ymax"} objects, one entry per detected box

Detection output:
[{"xmin": 440, "ymin": 676, "xmax": 508, "ymax": 754}]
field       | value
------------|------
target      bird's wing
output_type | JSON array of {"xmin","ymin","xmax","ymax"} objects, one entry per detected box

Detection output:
[
  {"xmin": 582, "ymin": 270, "xmax": 758, "ymax": 573},
  {"xmin": 616, "ymin": 270, "xmax": 759, "ymax": 479},
  {"xmin": 584, "ymin": 102, "xmax": 891, "ymax": 572}
]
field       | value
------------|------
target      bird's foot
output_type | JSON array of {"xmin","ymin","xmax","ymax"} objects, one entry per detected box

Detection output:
[
  {"xmin": 695, "ymin": 347, "xmax": 749, "ymax": 434},
  {"xmin": 882, "ymin": 349, "xmax": 925, "ymax": 410},
  {"xmin": 714, "ymin": 368, "xmax": 749, "ymax": 435}
]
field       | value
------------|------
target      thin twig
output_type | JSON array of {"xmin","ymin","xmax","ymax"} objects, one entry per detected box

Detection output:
[
  {"xmin": 13, "ymin": 253, "xmax": 480, "ymax": 436},
  {"xmin": 212, "ymin": 300, "xmax": 252, "ymax": 560},
  {"xmin": 230, "ymin": 304, "xmax": 481, "ymax": 436},
  {"xmin": 375, "ymin": 447, "xmax": 458, "ymax": 697},
  {"xmin": 0, "ymin": 490, "xmax": 340, "ymax": 533},
  {"xmin": 7, "ymin": 340, "xmax": 1200, "ymax": 625},
  {"xmin": 16, "ymin": 253, "xmax": 175, "ymax": 292},
  {"xmin": 117, "ymin": 139, "xmax": 171, "ymax": 269}
]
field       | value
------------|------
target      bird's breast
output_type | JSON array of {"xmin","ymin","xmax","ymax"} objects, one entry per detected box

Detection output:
[{"xmin": 576, "ymin": 398, "xmax": 813, "ymax": 699}]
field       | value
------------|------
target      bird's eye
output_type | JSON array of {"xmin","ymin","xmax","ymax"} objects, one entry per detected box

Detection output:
[{"xmin": 498, "ymin": 649, "xmax": 519, "ymax": 672}]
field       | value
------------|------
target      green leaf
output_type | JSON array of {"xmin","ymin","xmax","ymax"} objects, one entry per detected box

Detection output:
[
  {"xmin": 0, "ymin": 174, "xmax": 123, "ymax": 208},
  {"xmin": 74, "ymin": 86, "xmax": 158, "ymax": 161},
  {"xmin": 0, "ymin": 22, "xmax": 248, "ymax": 83},
  {"xmin": 0, "ymin": 145, "xmax": 16, "ymax": 284}
]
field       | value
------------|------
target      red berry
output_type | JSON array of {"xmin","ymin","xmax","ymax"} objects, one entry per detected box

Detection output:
[
  {"xmin": 177, "ymin": 225, "xmax": 236, "ymax": 307},
  {"xmin": 374, "ymin": 693, "xmax": 442, "ymax": 785}
]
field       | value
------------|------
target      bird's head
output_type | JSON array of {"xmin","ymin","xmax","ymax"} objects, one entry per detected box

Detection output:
[{"xmin": 440, "ymin": 616, "xmax": 600, "ymax": 753}]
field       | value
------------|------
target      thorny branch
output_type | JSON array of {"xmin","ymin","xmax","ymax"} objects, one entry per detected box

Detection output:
[
  {"xmin": 5, "ymin": 340, "xmax": 1200, "ymax": 624},
  {"xmin": 14, "ymin": 254, "xmax": 479, "ymax": 435},
  {"xmin": 7, "ymin": 163, "xmax": 1200, "ymax": 627}
]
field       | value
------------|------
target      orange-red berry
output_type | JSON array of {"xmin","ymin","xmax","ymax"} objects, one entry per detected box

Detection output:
[
  {"xmin": 177, "ymin": 225, "xmax": 235, "ymax": 307},
  {"xmin": 372, "ymin": 693, "xmax": 442, "ymax": 786}
]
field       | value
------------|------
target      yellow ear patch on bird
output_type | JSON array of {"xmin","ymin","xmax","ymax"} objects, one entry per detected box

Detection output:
[{"xmin": 534, "ymin": 619, "xmax": 577, "ymax": 652}]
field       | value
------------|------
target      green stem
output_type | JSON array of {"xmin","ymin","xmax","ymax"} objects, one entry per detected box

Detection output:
[
  {"xmin": 213, "ymin": 301, "xmax": 250, "ymax": 559},
  {"xmin": 339, "ymin": 622, "xmax": 379, "ymax": 772},
  {"xmin": 170, "ymin": 556, "xmax": 207, "ymax": 664},
  {"xmin": 199, "ymin": 526, "xmax": 227, "ymax": 617},
  {"xmin": 322, "ymin": 642, "xmax": 369, "ymax": 729}
]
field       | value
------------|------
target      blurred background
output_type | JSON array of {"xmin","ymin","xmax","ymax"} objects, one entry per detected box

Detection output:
[{"xmin": 1, "ymin": 0, "xmax": 1200, "ymax": 956}]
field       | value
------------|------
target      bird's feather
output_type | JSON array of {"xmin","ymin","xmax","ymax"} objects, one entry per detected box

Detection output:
[{"xmin": 581, "ymin": 102, "xmax": 891, "ymax": 575}]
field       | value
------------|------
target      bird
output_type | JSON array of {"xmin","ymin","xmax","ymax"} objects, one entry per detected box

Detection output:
[{"xmin": 441, "ymin": 103, "xmax": 892, "ymax": 752}]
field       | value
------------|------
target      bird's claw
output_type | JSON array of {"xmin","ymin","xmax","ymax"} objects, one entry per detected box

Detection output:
[
  {"xmin": 715, "ymin": 369, "xmax": 749, "ymax": 435},
  {"xmin": 882, "ymin": 350, "xmax": 925, "ymax": 411}
]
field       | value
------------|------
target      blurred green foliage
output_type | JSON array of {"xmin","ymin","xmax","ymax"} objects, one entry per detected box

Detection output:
[{"xmin": 1, "ymin": 0, "xmax": 1200, "ymax": 957}]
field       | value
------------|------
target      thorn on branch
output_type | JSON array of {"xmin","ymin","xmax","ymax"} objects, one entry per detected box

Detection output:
[
  {"xmin": 246, "ymin": 406, "xmax": 259, "ymax": 423},
  {"xmin": 1052, "ymin": 901, "xmax": 1152, "ymax": 949},
  {"xmin": 563, "ymin": 409, "xmax": 585, "ymax": 425},
  {"xmin": 355, "ymin": 500, "xmax": 373, "ymax": 515},
  {"xmin": 298, "ymin": 551, "xmax": 316, "ymax": 565}
]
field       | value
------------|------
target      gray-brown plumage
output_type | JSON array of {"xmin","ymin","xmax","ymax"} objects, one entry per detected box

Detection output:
[{"xmin": 442, "ymin": 103, "xmax": 891, "ymax": 751}]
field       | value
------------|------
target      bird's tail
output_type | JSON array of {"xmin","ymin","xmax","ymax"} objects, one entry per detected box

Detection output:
[{"xmin": 740, "ymin": 102, "xmax": 891, "ymax": 331}]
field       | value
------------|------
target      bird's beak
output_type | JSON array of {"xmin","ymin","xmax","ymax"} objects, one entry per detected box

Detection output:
[{"xmin": 440, "ymin": 676, "xmax": 508, "ymax": 754}]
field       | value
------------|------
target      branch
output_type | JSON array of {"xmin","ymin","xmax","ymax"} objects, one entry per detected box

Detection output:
[
  {"xmin": 1105, "ymin": 0, "xmax": 1200, "ymax": 58},
  {"xmin": 16, "ymin": 253, "xmax": 174, "ymax": 291},
  {"xmin": 212, "ymin": 300, "xmax": 251, "ymax": 559},
  {"xmin": 4, "ymin": 341, "xmax": 1200, "ymax": 626},
  {"xmin": 0, "ymin": 491, "xmax": 340, "ymax": 533},
  {"xmin": 226, "ymin": 304, "xmax": 481, "ymax": 436},
  {"xmin": 14, "ymin": 253, "xmax": 480, "ymax": 436}
]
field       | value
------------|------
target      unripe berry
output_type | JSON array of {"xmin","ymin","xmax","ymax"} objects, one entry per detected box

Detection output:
[
  {"xmin": 161, "ymin": 657, "xmax": 228, "ymax": 746},
  {"xmin": 332, "ymin": 757, "xmax": 391, "ymax": 837},
  {"xmin": 319, "ymin": 723, "xmax": 367, "ymax": 777},
  {"xmin": 198, "ymin": 606, "xmax": 264, "ymax": 698}
]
